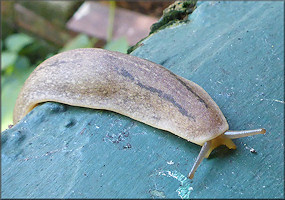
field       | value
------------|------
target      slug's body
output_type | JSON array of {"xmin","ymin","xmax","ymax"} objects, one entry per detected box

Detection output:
[
  {"xmin": 14, "ymin": 48, "xmax": 228, "ymax": 145},
  {"xmin": 14, "ymin": 48, "xmax": 265, "ymax": 179}
]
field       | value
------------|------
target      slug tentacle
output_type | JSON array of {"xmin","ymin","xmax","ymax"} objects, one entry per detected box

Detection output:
[
  {"xmin": 188, "ymin": 134, "xmax": 236, "ymax": 179},
  {"xmin": 188, "ymin": 129, "xmax": 266, "ymax": 179},
  {"xmin": 188, "ymin": 141, "xmax": 211, "ymax": 179},
  {"xmin": 224, "ymin": 128, "xmax": 266, "ymax": 139}
]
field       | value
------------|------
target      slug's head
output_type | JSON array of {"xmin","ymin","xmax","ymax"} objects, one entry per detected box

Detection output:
[{"xmin": 188, "ymin": 128, "xmax": 266, "ymax": 179}]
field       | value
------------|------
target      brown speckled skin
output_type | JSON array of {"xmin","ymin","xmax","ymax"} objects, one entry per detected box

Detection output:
[{"xmin": 14, "ymin": 48, "xmax": 229, "ymax": 146}]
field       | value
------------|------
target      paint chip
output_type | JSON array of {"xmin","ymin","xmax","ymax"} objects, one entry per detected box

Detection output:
[{"xmin": 167, "ymin": 160, "xmax": 174, "ymax": 165}]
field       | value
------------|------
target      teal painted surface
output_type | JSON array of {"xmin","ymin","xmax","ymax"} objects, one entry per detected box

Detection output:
[{"xmin": 1, "ymin": 1, "xmax": 284, "ymax": 198}]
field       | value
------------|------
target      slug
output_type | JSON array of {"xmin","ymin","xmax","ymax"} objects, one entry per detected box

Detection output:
[{"xmin": 13, "ymin": 48, "xmax": 266, "ymax": 179}]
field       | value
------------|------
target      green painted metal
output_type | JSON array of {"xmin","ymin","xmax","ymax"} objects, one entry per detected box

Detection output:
[{"xmin": 1, "ymin": 1, "xmax": 284, "ymax": 198}]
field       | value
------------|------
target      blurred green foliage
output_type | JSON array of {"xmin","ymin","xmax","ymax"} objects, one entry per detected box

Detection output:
[
  {"xmin": 59, "ymin": 34, "xmax": 98, "ymax": 53},
  {"xmin": 1, "ymin": 32, "xmax": 129, "ymax": 131},
  {"xmin": 2, "ymin": 33, "xmax": 34, "ymax": 72},
  {"xmin": 1, "ymin": 33, "xmax": 36, "ymax": 131},
  {"xmin": 104, "ymin": 37, "xmax": 129, "ymax": 53}
]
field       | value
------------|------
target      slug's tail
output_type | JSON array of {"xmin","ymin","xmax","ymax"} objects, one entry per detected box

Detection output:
[{"xmin": 188, "ymin": 128, "xmax": 266, "ymax": 179}]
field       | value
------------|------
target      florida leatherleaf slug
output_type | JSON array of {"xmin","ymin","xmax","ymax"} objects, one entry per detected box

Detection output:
[{"xmin": 13, "ymin": 48, "xmax": 266, "ymax": 179}]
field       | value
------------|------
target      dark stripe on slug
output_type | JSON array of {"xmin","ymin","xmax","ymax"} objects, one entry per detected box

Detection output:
[
  {"xmin": 120, "ymin": 68, "xmax": 135, "ymax": 81},
  {"xmin": 138, "ymin": 83, "xmax": 194, "ymax": 119},
  {"xmin": 170, "ymin": 73, "xmax": 209, "ymax": 108},
  {"xmin": 119, "ymin": 68, "xmax": 194, "ymax": 120}
]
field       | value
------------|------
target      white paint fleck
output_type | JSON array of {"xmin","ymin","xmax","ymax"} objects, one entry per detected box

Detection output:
[
  {"xmin": 158, "ymin": 170, "xmax": 193, "ymax": 199},
  {"xmin": 250, "ymin": 148, "xmax": 256, "ymax": 153},
  {"xmin": 260, "ymin": 98, "xmax": 284, "ymax": 104},
  {"xmin": 149, "ymin": 189, "xmax": 166, "ymax": 198},
  {"xmin": 167, "ymin": 160, "xmax": 174, "ymax": 165},
  {"xmin": 273, "ymin": 99, "xmax": 285, "ymax": 104}
]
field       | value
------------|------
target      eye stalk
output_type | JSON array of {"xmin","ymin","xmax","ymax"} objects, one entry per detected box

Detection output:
[
  {"xmin": 188, "ymin": 128, "xmax": 266, "ymax": 179},
  {"xmin": 224, "ymin": 128, "xmax": 266, "ymax": 139}
]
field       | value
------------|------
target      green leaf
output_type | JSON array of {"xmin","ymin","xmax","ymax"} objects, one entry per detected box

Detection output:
[
  {"xmin": 1, "ymin": 51, "xmax": 17, "ymax": 71},
  {"xmin": 104, "ymin": 37, "xmax": 129, "ymax": 53},
  {"xmin": 1, "ymin": 53, "xmax": 32, "ymax": 130},
  {"xmin": 46, "ymin": 53, "xmax": 55, "ymax": 59},
  {"xmin": 15, "ymin": 56, "xmax": 30, "ymax": 71},
  {"xmin": 60, "ymin": 34, "xmax": 98, "ymax": 52},
  {"xmin": 1, "ymin": 78, "xmax": 21, "ymax": 130},
  {"xmin": 1, "ymin": 62, "xmax": 34, "ymax": 130},
  {"xmin": 5, "ymin": 33, "xmax": 34, "ymax": 53}
]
